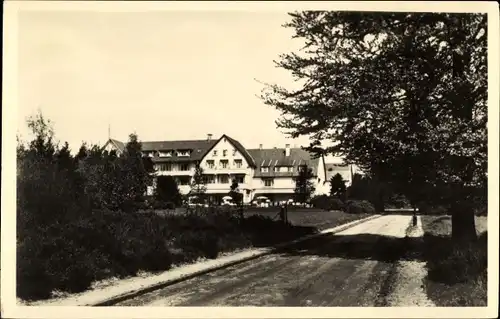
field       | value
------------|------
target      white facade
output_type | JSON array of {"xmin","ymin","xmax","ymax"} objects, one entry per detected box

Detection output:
[
  {"xmin": 251, "ymin": 155, "xmax": 329, "ymax": 204},
  {"xmin": 198, "ymin": 136, "xmax": 255, "ymax": 203}
]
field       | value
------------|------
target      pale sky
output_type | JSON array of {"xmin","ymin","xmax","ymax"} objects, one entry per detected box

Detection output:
[{"xmin": 17, "ymin": 10, "xmax": 317, "ymax": 153}]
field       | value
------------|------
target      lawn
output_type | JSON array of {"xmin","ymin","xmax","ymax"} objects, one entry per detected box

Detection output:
[
  {"xmin": 150, "ymin": 206, "xmax": 374, "ymax": 231},
  {"xmin": 420, "ymin": 215, "xmax": 488, "ymax": 307},
  {"xmin": 243, "ymin": 207, "xmax": 373, "ymax": 231}
]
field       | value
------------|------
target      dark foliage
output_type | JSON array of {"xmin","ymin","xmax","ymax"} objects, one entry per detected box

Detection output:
[
  {"xmin": 261, "ymin": 11, "xmax": 487, "ymax": 240},
  {"xmin": 155, "ymin": 175, "xmax": 182, "ymax": 207}
]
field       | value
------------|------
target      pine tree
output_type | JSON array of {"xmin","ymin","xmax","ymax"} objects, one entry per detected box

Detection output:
[
  {"xmin": 119, "ymin": 133, "xmax": 154, "ymax": 208},
  {"xmin": 329, "ymin": 173, "xmax": 347, "ymax": 201},
  {"xmin": 293, "ymin": 165, "xmax": 315, "ymax": 204},
  {"xmin": 189, "ymin": 164, "xmax": 207, "ymax": 205}
]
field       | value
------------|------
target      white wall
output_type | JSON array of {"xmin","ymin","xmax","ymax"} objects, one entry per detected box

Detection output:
[
  {"xmin": 252, "ymin": 177, "xmax": 295, "ymax": 193},
  {"xmin": 200, "ymin": 137, "xmax": 252, "ymax": 171},
  {"xmin": 199, "ymin": 136, "xmax": 253, "ymax": 187},
  {"xmin": 103, "ymin": 141, "xmax": 121, "ymax": 155},
  {"xmin": 314, "ymin": 156, "xmax": 330, "ymax": 195}
]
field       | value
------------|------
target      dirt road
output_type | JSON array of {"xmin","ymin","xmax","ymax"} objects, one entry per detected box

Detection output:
[{"xmin": 116, "ymin": 215, "xmax": 426, "ymax": 307}]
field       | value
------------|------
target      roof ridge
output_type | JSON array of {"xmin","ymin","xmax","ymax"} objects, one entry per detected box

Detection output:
[
  {"xmin": 247, "ymin": 147, "xmax": 305, "ymax": 151},
  {"xmin": 141, "ymin": 139, "xmax": 213, "ymax": 143}
]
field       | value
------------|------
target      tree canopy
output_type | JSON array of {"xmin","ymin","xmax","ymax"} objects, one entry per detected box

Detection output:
[{"xmin": 262, "ymin": 12, "xmax": 487, "ymax": 240}]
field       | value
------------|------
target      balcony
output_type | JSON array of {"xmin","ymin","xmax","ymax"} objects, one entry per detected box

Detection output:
[
  {"xmin": 253, "ymin": 186, "xmax": 295, "ymax": 194},
  {"xmin": 202, "ymin": 166, "xmax": 249, "ymax": 174},
  {"xmin": 155, "ymin": 169, "xmax": 194, "ymax": 176}
]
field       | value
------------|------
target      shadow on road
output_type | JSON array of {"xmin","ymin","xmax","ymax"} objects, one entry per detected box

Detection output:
[{"xmin": 275, "ymin": 233, "xmax": 426, "ymax": 262}]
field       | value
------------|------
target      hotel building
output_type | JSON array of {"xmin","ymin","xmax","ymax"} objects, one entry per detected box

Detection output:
[{"xmin": 103, "ymin": 134, "xmax": 352, "ymax": 204}]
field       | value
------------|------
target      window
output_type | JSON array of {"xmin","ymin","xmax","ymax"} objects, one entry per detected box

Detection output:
[
  {"xmin": 219, "ymin": 175, "xmax": 229, "ymax": 184},
  {"xmin": 232, "ymin": 149, "xmax": 237, "ymax": 156},
  {"xmin": 213, "ymin": 150, "xmax": 218, "ymax": 156},
  {"xmin": 204, "ymin": 175, "xmax": 215, "ymax": 184},
  {"xmin": 180, "ymin": 163, "xmax": 190, "ymax": 171},
  {"xmin": 235, "ymin": 175, "xmax": 245, "ymax": 183},
  {"xmin": 156, "ymin": 163, "xmax": 172, "ymax": 171},
  {"xmin": 261, "ymin": 167, "xmax": 269, "ymax": 173},
  {"xmin": 178, "ymin": 176, "xmax": 191, "ymax": 185},
  {"xmin": 158, "ymin": 151, "xmax": 172, "ymax": 157},
  {"xmin": 287, "ymin": 166, "xmax": 293, "ymax": 172},
  {"xmin": 273, "ymin": 166, "xmax": 280, "ymax": 172},
  {"xmin": 234, "ymin": 159, "xmax": 242, "ymax": 168},
  {"xmin": 177, "ymin": 150, "xmax": 190, "ymax": 157},
  {"xmin": 220, "ymin": 160, "xmax": 229, "ymax": 169},
  {"xmin": 207, "ymin": 160, "xmax": 215, "ymax": 169},
  {"xmin": 223, "ymin": 150, "xmax": 228, "ymax": 157},
  {"xmin": 263, "ymin": 178, "xmax": 274, "ymax": 187}
]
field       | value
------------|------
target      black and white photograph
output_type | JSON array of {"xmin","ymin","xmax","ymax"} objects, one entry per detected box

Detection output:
[{"xmin": 1, "ymin": 1, "xmax": 498, "ymax": 318}]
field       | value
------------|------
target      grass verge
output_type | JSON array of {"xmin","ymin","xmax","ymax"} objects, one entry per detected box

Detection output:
[{"xmin": 420, "ymin": 215, "xmax": 487, "ymax": 306}]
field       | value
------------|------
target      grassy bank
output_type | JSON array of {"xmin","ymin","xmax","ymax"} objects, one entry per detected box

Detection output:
[
  {"xmin": 17, "ymin": 207, "xmax": 371, "ymax": 302},
  {"xmin": 420, "ymin": 215, "xmax": 487, "ymax": 306}
]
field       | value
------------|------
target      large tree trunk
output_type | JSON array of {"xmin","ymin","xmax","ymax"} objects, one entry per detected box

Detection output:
[{"xmin": 451, "ymin": 201, "xmax": 477, "ymax": 242}]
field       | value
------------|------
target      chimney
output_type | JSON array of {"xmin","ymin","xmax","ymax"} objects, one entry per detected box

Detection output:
[
  {"xmin": 207, "ymin": 133, "xmax": 212, "ymax": 141},
  {"xmin": 259, "ymin": 144, "xmax": 263, "ymax": 150},
  {"xmin": 285, "ymin": 144, "xmax": 291, "ymax": 156}
]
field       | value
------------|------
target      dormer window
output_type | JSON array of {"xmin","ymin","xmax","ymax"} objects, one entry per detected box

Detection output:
[
  {"xmin": 261, "ymin": 167, "xmax": 269, "ymax": 173},
  {"xmin": 158, "ymin": 151, "xmax": 173, "ymax": 157},
  {"xmin": 177, "ymin": 150, "xmax": 190, "ymax": 157}
]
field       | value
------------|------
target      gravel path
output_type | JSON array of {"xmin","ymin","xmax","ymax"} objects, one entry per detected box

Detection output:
[{"xmin": 116, "ymin": 215, "xmax": 428, "ymax": 307}]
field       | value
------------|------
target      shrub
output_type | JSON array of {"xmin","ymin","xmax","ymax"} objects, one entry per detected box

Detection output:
[
  {"xmin": 345, "ymin": 200, "xmax": 376, "ymax": 214},
  {"xmin": 425, "ymin": 231, "xmax": 487, "ymax": 285},
  {"xmin": 310, "ymin": 195, "xmax": 345, "ymax": 211},
  {"xmin": 329, "ymin": 198, "xmax": 345, "ymax": 211},
  {"xmin": 174, "ymin": 230, "xmax": 220, "ymax": 260}
]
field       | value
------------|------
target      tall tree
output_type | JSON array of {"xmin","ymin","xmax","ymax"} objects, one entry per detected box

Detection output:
[
  {"xmin": 329, "ymin": 173, "xmax": 347, "ymax": 200},
  {"xmin": 293, "ymin": 165, "xmax": 316, "ymax": 203},
  {"xmin": 119, "ymin": 133, "xmax": 154, "ymax": 207},
  {"xmin": 262, "ymin": 12, "xmax": 487, "ymax": 241},
  {"xmin": 189, "ymin": 164, "xmax": 207, "ymax": 204}
]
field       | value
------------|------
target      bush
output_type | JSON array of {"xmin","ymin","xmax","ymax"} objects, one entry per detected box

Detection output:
[
  {"xmin": 310, "ymin": 195, "xmax": 345, "ymax": 211},
  {"xmin": 345, "ymin": 200, "xmax": 376, "ymax": 214},
  {"xmin": 148, "ymin": 200, "xmax": 176, "ymax": 210},
  {"xmin": 425, "ymin": 232, "xmax": 487, "ymax": 284}
]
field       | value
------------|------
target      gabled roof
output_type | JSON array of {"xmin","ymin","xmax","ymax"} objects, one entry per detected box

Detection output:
[
  {"xmin": 247, "ymin": 148, "xmax": 321, "ymax": 177},
  {"xmin": 103, "ymin": 135, "xmax": 254, "ymax": 164},
  {"xmin": 201, "ymin": 134, "xmax": 256, "ymax": 167},
  {"xmin": 142, "ymin": 139, "xmax": 217, "ymax": 162},
  {"xmin": 103, "ymin": 139, "xmax": 126, "ymax": 153}
]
